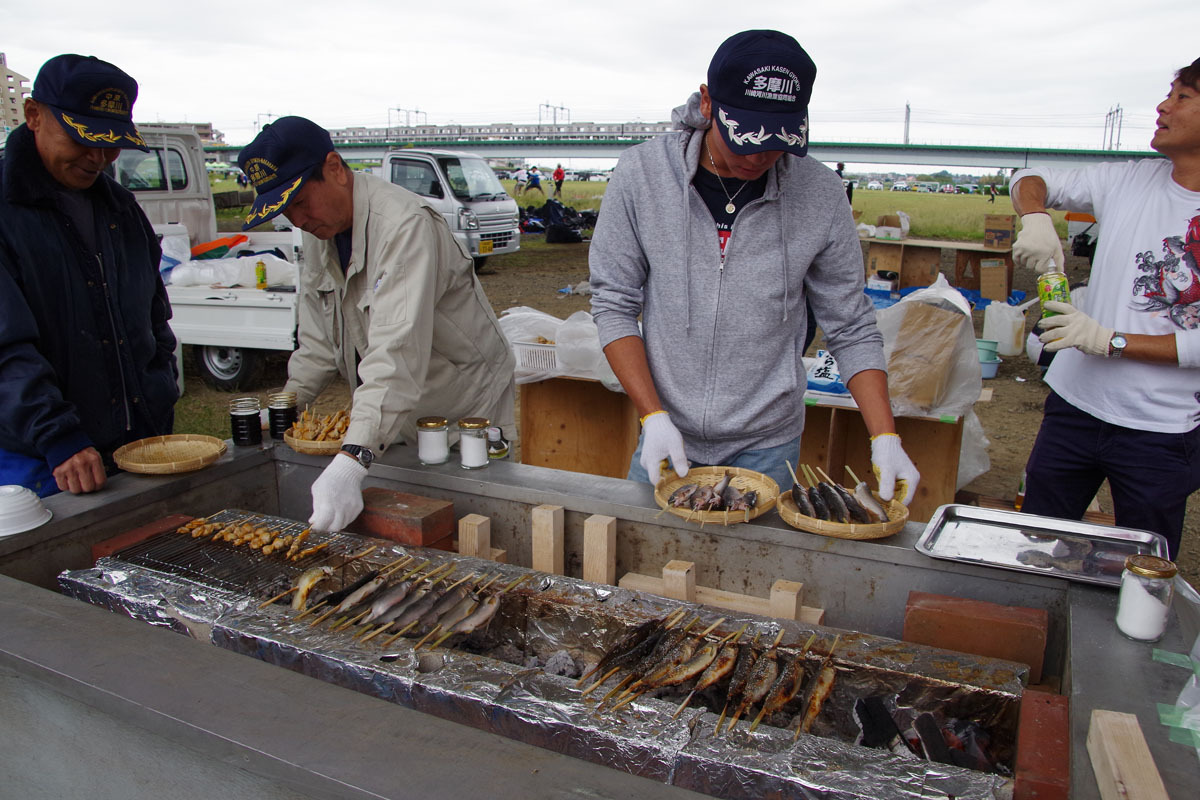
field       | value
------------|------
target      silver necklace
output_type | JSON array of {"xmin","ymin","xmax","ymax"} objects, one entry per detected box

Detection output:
[{"xmin": 706, "ymin": 142, "xmax": 746, "ymax": 214}]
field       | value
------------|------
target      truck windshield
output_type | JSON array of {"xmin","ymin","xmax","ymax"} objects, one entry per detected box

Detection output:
[{"xmin": 437, "ymin": 157, "xmax": 506, "ymax": 200}]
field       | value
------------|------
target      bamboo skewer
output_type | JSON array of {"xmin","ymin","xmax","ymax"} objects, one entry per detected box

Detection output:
[{"xmin": 258, "ymin": 586, "xmax": 297, "ymax": 609}]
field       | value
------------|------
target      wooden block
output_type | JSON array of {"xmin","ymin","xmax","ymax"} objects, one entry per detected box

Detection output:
[
  {"xmin": 1087, "ymin": 710, "xmax": 1169, "ymax": 800},
  {"xmin": 92, "ymin": 514, "xmax": 194, "ymax": 562},
  {"xmin": 662, "ymin": 560, "xmax": 696, "ymax": 602},
  {"xmin": 457, "ymin": 514, "xmax": 490, "ymax": 558},
  {"xmin": 769, "ymin": 580, "xmax": 804, "ymax": 621},
  {"xmin": 617, "ymin": 571, "xmax": 824, "ymax": 623},
  {"xmin": 347, "ymin": 487, "xmax": 454, "ymax": 547},
  {"xmin": 582, "ymin": 514, "xmax": 617, "ymax": 585},
  {"xmin": 531, "ymin": 504, "xmax": 564, "ymax": 574},
  {"xmin": 904, "ymin": 591, "xmax": 1048, "ymax": 682},
  {"xmin": 1015, "ymin": 689, "xmax": 1070, "ymax": 800}
]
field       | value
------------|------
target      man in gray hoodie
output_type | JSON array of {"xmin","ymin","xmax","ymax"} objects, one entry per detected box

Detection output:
[{"xmin": 589, "ymin": 29, "xmax": 919, "ymax": 503}]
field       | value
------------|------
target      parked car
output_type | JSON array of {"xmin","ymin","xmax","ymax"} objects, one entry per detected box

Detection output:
[
  {"xmin": 956, "ymin": 184, "xmax": 979, "ymax": 194},
  {"xmin": 939, "ymin": 184, "xmax": 956, "ymax": 194},
  {"xmin": 866, "ymin": 181, "xmax": 883, "ymax": 190},
  {"xmin": 890, "ymin": 182, "xmax": 909, "ymax": 191}
]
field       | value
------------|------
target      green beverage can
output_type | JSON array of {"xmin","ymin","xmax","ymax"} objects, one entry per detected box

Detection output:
[{"xmin": 1037, "ymin": 270, "xmax": 1071, "ymax": 317}]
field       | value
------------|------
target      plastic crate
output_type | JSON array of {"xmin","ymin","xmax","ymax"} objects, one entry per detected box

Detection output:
[{"xmin": 513, "ymin": 341, "xmax": 557, "ymax": 372}]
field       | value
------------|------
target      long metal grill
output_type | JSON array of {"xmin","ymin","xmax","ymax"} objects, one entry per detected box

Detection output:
[{"xmin": 114, "ymin": 509, "xmax": 363, "ymax": 597}]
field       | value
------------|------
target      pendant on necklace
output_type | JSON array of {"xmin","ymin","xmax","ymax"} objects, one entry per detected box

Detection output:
[{"xmin": 725, "ymin": 202, "xmax": 736, "ymax": 214}]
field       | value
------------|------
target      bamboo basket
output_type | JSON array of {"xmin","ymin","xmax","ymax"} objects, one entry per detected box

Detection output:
[
  {"xmin": 776, "ymin": 489, "xmax": 907, "ymax": 540},
  {"xmin": 113, "ymin": 434, "xmax": 227, "ymax": 475},
  {"xmin": 654, "ymin": 466, "xmax": 779, "ymax": 526},
  {"xmin": 283, "ymin": 431, "xmax": 343, "ymax": 456}
]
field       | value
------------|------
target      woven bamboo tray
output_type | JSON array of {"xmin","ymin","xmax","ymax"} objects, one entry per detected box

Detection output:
[
  {"xmin": 654, "ymin": 466, "xmax": 779, "ymax": 526},
  {"xmin": 113, "ymin": 434, "xmax": 227, "ymax": 475},
  {"xmin": 776, "ymin": 489, "xmax": 907, "ymax": 540},
  {"xmin": 283, "ymin": 431, "xmax": 343, "ymax": 455}
]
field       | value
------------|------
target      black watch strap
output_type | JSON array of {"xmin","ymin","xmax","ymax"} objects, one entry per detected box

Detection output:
[{"xmin": 340, "ymin": 444, "xmax": 375, "ymax": 469}]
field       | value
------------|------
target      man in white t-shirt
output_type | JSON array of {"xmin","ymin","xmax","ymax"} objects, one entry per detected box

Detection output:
[{"xmin": 1010, "ymin": 57, "xmax": 1200, "ymax": 558}]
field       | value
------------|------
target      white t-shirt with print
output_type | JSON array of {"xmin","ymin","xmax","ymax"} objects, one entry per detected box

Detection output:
[{"xmin": 1013, "ymin": 160, "xmax": 1200, "ymax": 433}]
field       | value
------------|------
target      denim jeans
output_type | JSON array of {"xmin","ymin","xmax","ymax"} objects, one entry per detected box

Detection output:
[{"xmin": 626, "ymin": 433, "xmax": 800, "ymax": 491}]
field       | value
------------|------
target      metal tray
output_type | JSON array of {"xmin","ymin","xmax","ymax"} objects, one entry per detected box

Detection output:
[{"xmin": 915, "ymin": 504, "xmax": 1169, "ymax": 587}]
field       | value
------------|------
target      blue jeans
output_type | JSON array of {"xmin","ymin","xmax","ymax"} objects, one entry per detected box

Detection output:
[
  {"xmin": 1023, "ymin": 391, "xmax": 1200, "ymax": 559},
  {"xmin": 627, "ymin": 434, "xmax": 800, "ymax": 491}
]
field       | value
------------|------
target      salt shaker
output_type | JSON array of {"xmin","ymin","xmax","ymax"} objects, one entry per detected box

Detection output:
[
  {"xmin": 416, "ymin": 416, "xmax": 450, "ymax": 465},
  {"xmin": 1115, "ymin": 554, "xmax": 1177, "ymax": 642},
  {"xmin": 458, "ymin": 417, "xmax": 490, "ymax": 469}
]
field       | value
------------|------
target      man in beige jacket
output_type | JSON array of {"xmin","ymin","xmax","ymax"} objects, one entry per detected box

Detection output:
[{"xmin": 240, "ymin": 117, "xmax": 515, "ymax": 531}]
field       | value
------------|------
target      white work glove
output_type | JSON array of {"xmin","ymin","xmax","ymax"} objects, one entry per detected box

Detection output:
[
  {"xmin": 1012, "ymin": 213, "xmax": 1065, "ymax": 273},
  {"xmin": 870, "ymin": 433, "xmax": 919, "ymax": 505},
  {"xmin": 308, "ymin": 453, "xmax": 367, "ymax": 532},
  {"xmin": 1038, "ymin": 301, "xmax": 1113, "ymax": 356},
  {"xmin": 640, "ymin": 411, "xmax": 689, "ymax": 485}
]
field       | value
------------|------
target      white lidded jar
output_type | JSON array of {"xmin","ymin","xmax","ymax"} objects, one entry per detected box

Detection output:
[
  {"xmin": 1115, "ymin": 554, "xmax": 1177, "ymax": 642},
  {"xmin": 458, "ymin": 417, "xmax": 490, "ymax": 470},
  {"xmin": 416, "ymin": 416, "xmax": 449, "ymax": 465}
]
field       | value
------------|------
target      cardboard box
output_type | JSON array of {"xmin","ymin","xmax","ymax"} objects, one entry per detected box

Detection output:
[
  {"xmin": 979, "ymin": 258, "xmax": 1009, "ymax": 302},
  {"xmin": 866, "ymin": 277, "xmax": 898, "ymax": 292},
  {"xmin": 875, "ymin": 226, "xmax": 903, "ymax": 240},
  {"xmin": 984, "ymin": 214, "xmax": 1016, "ymax": 249},
  {"xmin": 887, "ymin": 302, "xmax": 968, "ymax": 413}
]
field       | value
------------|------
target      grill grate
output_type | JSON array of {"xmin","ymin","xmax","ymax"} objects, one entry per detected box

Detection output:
[{"xmin": 114, "ymin": 509, "xmax": 366, "ymax": 598}]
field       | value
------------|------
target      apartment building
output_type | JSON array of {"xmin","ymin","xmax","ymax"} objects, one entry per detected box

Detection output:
[{"xmin": 1, "ymin": 53, "xmax": 31, "ymax": 135}]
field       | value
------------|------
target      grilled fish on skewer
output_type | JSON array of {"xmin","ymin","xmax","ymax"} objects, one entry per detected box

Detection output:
[
  {"xmin": 794, "ymin": 635, "xmax": 842, "ymax": 740},
  {"xmin": 610, "ymin": 618, "xmax": 727, "ymax": 710},
  {"xmin": 668, "ymin": 484, "xmax": 700, "ymax": 508},
  {"xmin": 803, "ymin": 464, "xmax": 847, "ymax": 523},
  {"xmin": 787, "ymin": 459, "xmax": 816, "ymax": 517},
  {"xmin": 715, "ymin": 633, "xmax": 760, "ymax": 735},
  {"xmin": 579, "ymin": 613, "xmax": 685, "ymax": 697},
  {"xmin": 597, "ymin": 617, "xmax": 698, "ymax": 705},
  {"xmin": 577, "ymin": 611, "xmax": 681, "ymax": 688},
  {"xmin": 749, "ymin": 633, "xmax": 816, "ymax": 732},
  {"xmin": 672, "ymin": 625, "xmax": 746, "ymax": 719},
  {"xmin": 814, "ymin": 466, "xmax": 872, "ymax": 524},
  {"xmin": 807, "ymin": 485, "xmax": 829, "ymax": 520},
  {"xmin": 727, "ymin": 629, "xmax": 786, "ymax": 733},
  {"xmin": 846, "ymin": 466, "xmax": 889, "ymax": 522},
  {"xmin": 291, "ymin": 566, "xmax": 334, "ymax": 611}
]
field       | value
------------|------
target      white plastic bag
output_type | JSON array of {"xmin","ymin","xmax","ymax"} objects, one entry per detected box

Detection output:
[
  {"xmin": 556, "ymin": 311, "xmax": 621, "ymax": 389},
  {"xmin": 168, "ymin": 253, "xmax": 292, "ymax": 287},
  {"xmin": 956, "ymin": 409, "xmax": 991, "ymax": 489},
  {"xmin": 498, "ymin": 306, "xmax": 563, "ymax": 384}
]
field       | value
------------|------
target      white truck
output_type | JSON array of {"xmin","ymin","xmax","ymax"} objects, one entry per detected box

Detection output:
[{"xmin": 114, "ymin": 128, "xmax": 521, "ymax": 391}]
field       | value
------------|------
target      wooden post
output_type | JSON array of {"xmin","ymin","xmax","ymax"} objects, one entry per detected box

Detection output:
[
  {"xmin": 583, "ymin": 514, "xmax": 616, "ymax": 585},
  {"xmin": 457, "ymin": 514, "xmax": 490, "ymax": 558},
  {"xmin": 1087, "ymin": 709, "xmax": 1169, "ymax": 800},
  {"xmin": 662, "ymin": 560, "xmax": 696, "ymax": 603},
  {"xmin": 531, "ymin": 504, "xmax": 564, "ymax": 574},
  {"xmin": 768, "ymin": 579, "xmax": 804, "ymax": 621}
]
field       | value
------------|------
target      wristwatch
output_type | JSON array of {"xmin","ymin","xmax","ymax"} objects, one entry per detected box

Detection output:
[
  {"xmin": 339, "ymin": 444, "xmax": 375, "ymax": 469},
  {"xmin": 1108, "ymin": 332, "xmax": 1128, "ymax": 358}
]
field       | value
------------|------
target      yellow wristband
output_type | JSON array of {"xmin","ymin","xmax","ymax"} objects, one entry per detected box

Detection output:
[
  {"xmin": 639, "ymin": 410, "xmax": 667, "ymax": 426},
  {"xmin": 870, "ymin": 432, "xmax": 900, "ymax": 442}
]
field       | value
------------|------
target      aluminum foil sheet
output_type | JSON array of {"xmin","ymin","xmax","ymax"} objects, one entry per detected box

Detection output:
[{"xmin": 61, "ymin": 543, "xmax": 1016, "ymax": 800}]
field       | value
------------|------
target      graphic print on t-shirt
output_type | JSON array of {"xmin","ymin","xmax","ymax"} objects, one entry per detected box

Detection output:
[{"xmin": 1133, "ymin": 211, "xmax": 1200, "ymax": 330}]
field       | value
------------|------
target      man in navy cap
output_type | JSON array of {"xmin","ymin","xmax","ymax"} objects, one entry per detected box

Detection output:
[
  {"xmin": 239, "ymin": 117, "xmax": 514, "ymax": 533},
  {"xmin": 590, "ymin": 30, "xmax": 920, "ymax": 502},
  {"xmin": 0, "ymin": 54, "xmax": 177, "ymax": 497}
]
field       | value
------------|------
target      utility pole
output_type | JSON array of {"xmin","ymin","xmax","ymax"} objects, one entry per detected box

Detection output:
[
  {"xmin": 253, "ymin": 112, "xmax": 276, "ymax": 132},
  {"xmin": 1103, "ymin": 105, "xmax": 1123, "ymax": 150},
  {"xmin": 903, "ymin": 103, "xmax": 910, "ymax": 145},
  {"xmin": 539, "ymin": 102, "xmax": 570, "ymax": 129},
  {"xmin": 388, "ymin": 107, "xmax": 427, "ymax": 141}
]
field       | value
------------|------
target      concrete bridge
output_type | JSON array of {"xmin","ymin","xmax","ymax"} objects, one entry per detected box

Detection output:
[{"xmin": 208, "ymin": 132, "xmax": 1160, "ymax": 170}]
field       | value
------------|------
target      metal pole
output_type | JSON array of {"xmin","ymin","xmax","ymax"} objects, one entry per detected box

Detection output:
[{"xmin": 903, "ymin": 103, "xmax": 910, "ymax": 145}]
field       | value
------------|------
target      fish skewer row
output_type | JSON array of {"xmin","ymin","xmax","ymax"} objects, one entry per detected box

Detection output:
[
  {"xmin": 607, "ymin": 617, "xmax": 729, "ymax": 712},
  {"xmin": 724, "ymin": 628, "xmax": 786, "ymax": 733},
  {"xmin": 579, "ymin": 610, "xmax": 690, "ymax": 698},
  {"xmin": 793, "ymin": 635, "xmax": 842, "ymax": 741},
  {"xmin": 749, "ymin": 633, "xmax": 817, "ymax": 733},
  {"xmin": 576, "ymin": 609, "xmax": 688, "ymax": 688},
  {"xmin": 594, "ymin": 616, "xmax": 700, "ymax": 705},
  {"xmin": 714, "ymin": 632, "xmax": 761, "ymax": 735},
  {"xmin": 815, "ymin": 466, "xmax": 872, "ymax": 524},
  {"xmin": 672, "ymin": 625, "xmax": 748, "ymax": 719},
  {"xmin": 845, "ymin": 466, "xmax": 890, "ymax": 522}
]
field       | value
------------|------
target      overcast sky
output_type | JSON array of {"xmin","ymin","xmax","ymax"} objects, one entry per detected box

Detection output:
[{"xmin": 4, "ymin": 0, "xmax": 1193, "ymax": 163}]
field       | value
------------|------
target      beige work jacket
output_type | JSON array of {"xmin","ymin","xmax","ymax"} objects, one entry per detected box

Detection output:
[{"xmin": 284, "ymin": 173, "xmax": 514, "ymax": 451}]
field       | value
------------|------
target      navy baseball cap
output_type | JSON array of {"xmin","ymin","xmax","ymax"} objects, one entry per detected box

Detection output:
[
  {"xmin": 706, "ymin": 30, "xmax": 816, "ymax": 157},
  {"xmin": 31, "ymin": 54, "xmax": 148, "ymax": 151},
  {"xmin": 239, "ymin": 116, "xmax": 334, "ymax": 230}
]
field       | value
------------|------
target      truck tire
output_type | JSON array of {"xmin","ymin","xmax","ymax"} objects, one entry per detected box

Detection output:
[{"xmin": 193, "ymin": 345, "xmax": 265, "ymax": 391}]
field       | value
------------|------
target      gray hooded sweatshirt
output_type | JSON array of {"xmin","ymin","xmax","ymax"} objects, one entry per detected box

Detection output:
[{"xmin": 589, "ymin": 92, "xmax": 886, "ymax": 465}]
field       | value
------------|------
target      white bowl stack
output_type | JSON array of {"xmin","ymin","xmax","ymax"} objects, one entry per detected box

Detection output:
[{"xmin": 0, "ymin": 484, "xmax": 53, "ymax": 537}]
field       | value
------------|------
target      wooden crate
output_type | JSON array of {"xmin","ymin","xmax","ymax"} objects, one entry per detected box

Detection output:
[{"xmin": 519, "ymin": 377, "xmax": 638, "ymax": 478}]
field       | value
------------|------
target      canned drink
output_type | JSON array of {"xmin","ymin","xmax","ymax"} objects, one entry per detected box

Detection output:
[{"xmin": 1037, "ymin": 270, "xmax": 1071, "ymax": 317}]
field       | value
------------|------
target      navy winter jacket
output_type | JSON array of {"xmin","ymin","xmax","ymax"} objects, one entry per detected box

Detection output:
[{"xmin": 0, "ymin": 124, "xmax": 178, "ymax": 473}]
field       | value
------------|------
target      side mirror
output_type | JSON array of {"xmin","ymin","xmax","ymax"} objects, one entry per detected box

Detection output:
[{"xmin": 429, "ymin": 181, "xmax": 444, "ymax": 198}]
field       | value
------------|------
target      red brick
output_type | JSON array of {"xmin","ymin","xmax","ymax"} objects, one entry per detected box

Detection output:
[
  {"xmin": 424, "ymin": 532, "xmax": 456, "ymax": 552},
  {"xmin": 903, "ymin": 591, "xmax": 1049, "ymax": 682},
  {"xmin": 346, "ymin": 487, "xmax": 454, "ymax": 547},
  {"xmin": 92, "ymin": 514, "xmax": 195, "ymax": 562},
  {"xmin": 1014, "ymin": 689, "xmax": 1070, "ymax": 800}
]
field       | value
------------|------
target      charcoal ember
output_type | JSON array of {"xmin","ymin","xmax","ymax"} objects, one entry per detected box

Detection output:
[{"xmin": 542, "ymin": 649, "xmax": 578, "ymax": 677}]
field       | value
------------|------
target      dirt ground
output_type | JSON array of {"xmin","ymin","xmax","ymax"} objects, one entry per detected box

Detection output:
[{"xmin": 471, "ymin": 237, "xmax": 1200, "ymax": 586}]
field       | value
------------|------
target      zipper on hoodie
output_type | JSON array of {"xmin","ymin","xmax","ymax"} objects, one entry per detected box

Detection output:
[{"xmin": 95, "ymin": 252, "xmax": 133, "ymax": 431}]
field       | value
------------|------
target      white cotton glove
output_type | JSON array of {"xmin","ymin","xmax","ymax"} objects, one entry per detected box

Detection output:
[
  {"xmin": 308, "ymin": 453, "xmax": 367, "ymax": 532},
  {"xmin": 870, "ymin": 433, "xmax": 919, "ymax": 505},
  {"xmin": 1038, "ymin": 301, "xmax": 1113, "ymax": 356},
  {"xmin": 640, "ymin": 411, "xmax": 689, "ymax": 485},
  {"xmin": 1012, "ymin": 213, "xmax": 1065, "ymax": 273}
]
